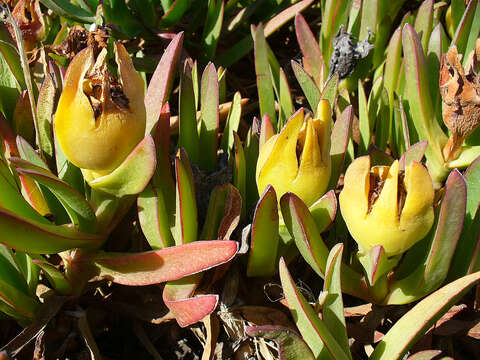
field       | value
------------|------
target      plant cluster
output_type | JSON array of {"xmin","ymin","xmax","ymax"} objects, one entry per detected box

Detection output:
[{"xmin": 0, "ymin": 0, "xmax": 479, "ymax": 359}]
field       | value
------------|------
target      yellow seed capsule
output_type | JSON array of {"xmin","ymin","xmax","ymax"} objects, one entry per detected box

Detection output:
[
  {"xmin": 54, "ymin": 42, "xmax": 146, "ymax": 174},
  {"xmin": 339, "ymin": 156, "xmax": 435, "ymax": 256},
  {"xmin": 256, "ymin": 100, "xmax": 332, "ymax": 207}
]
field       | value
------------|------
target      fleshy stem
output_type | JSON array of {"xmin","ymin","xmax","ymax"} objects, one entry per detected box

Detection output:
[{"xmin": 0, "ymin": 4, "xmax": 44, "ymax": 161}]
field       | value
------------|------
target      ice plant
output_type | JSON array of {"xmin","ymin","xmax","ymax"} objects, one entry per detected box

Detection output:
[
  {"xmin": 256, "ymin": 100, "xmax": 332, "ymax": 207},
  {"xmin": 340, "ymin": 156, "xmax": 434, "ymax": 256},
  {"xmin": 55, "ymin": 42, "xmax": 146, "ymax": 176}
]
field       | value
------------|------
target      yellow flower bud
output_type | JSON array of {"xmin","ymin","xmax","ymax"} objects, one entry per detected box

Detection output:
[
  {"xmin": 256, "ymin": 100, "xmax": 332, "ymax": 207},
  {"xmin": 339, "ymin": 156, "xmax": 435, "ymax": 256},
  {"xmin": 54, "ymin": 42, "xmax": 146, "ymax": 174}
]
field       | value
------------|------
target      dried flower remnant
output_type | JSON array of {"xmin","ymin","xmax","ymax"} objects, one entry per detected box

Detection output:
[
  {"xmin": 49, "ymin": 25, "xmax": 109, "ymax": 60},
  {"xmin": 440, "ymin": 40, "xmax": 480, "ymax": 162},
  {"xmin": 9, "ymin": 0, "xmax": 45, "ymax": 51},
  {"xmin": 328, "ymin": 25, "xmax": 374, "ymax": 80}
]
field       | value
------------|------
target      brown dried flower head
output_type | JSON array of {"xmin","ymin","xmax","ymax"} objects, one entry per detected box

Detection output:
[
  {"xmin": 439, "ymin": 39, "xmax": 480, "ymax": 162},
  {"xmin": 10, "ymin": 0, "xmax": 45, "ymax": 51}
]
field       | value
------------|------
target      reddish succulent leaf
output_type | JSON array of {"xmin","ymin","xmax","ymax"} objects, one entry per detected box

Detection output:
[
  {"xmin": 450, "ymin": 155, "xmax": 480, "ymax": 276},
  {"xmin": 145, "ymin": 33, "xmax": 184, "ymax": 133},
  {"xmin": 217, "ymin": 184, "xmax": 242, "ymax": 240},
  {"xmin": 406, "ymin": 350, "xmax": 442, "ymax": 360},
  {"xmin": 295, "ymin": 14, "xmax": 323, "ymax": 86},
  {"xmin": 92, "ymin": 240, "xmax": 238, "ymax": 286},
  {"xmin": 246, "ymin": 325, "xmax": 315, "ymax": 360},
  {"xmin": 163, "ymin": 274, "xmax": 218, "ymax": 327},
  {"xmin": 259, "ymin": 113, "xmax": 274, "ymax": 150}
]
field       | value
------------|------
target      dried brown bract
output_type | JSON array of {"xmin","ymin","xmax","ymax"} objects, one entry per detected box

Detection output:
[
  {"xmin": 439, "ymin": 39, "xmax": 480, "ymax": 161},
  {"xmin": 10, "ymin": 0, "xmax": 44, "ymax": 51},
  {"xmin": 50, "ymin": 25, "xmax": 109, "ymax": 59}
]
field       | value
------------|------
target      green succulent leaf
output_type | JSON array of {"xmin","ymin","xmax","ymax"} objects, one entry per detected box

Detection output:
[
  {"xmin": 399, "ymin": 141, "xmax": 428, "ymax": 171},
  {"xmin": 158, "ymin": 0, "xmax": 192, "ymax": 28},
  {"xmin": 402, "ymin": 23, "xmax": 448, "ymax": 179},
  {"xmin": 358, "ymin": 79, "xmax": 370, "ymax": 153},
  {"xmin": 253, "ymin": 23, "xmax": 277, "ymax": 128},
  {"xmin": 220, "ymin": 91, "xmax": 242, "ymax": 153},
  {"xmin": 291, "ymin": 60, "xmax": 320, "ymax": 112},
  {"xmin": 31, "ymin": 257, "xmax": 72, "ymax": 295},
  {"xmin": 323, "ymin": 244, "xmax": 352, "ymax": 359},
  {"xmin": 414, "ymin": 0, "xmax": 434, "ymax": 53},
  {"xmin": 280, "ymin": 193, "xmax": 370, "ymax": 301},
  {"xmin": 386, "ymin": 170, "xmax": 467, "ymax": 304},
  {"xmin": 308, "ymin": 190, "xmax": 337, "ymax": 234},
  {"xmin": 202, "ymin": 0, "xmax": 224, "ymax": 60},
  {"xmin": 247, "ymin": 185, "xmax": 279, "ymax": 277},
  {"xmin": 216, "ymin": 0, "xmax": 314, "ymax": 67},
  {"xmin": 174, "ymin": 149, "xmax": 197, "ymax": 245},
  {"xmin": 0, "ymin": 24, "xmax": 25, "ymax": 91},
  {"xmin": 279, "ymin": 257, "xmax": 350, "ymax": 360},
  {"xmin": 198, "ymin": 63, "xmax": 220, "ymax": 171},
  {"xmin": 178, "ymin": 59, "xmax": 199, "ymax": 164},
  {"xmin": 12, "ymin": 158, "xmax": 96, "ymax": 232},
  {"xmin": 39, "ymin": 0, "xmax": 95, "ymax": 23},
  {"xmin": 320, "ymin": 0, "xmax": 350, "ymax": 68},
  {"xmin": 245, "ymin": 325, "xmax": 315, "ymax": 360},
  {"xmin": 84, "ymin": 135, "xmax": 156, "ymax": 197},
  {"xmin": 36, "ymin": 74, "xmax": 56, "ymax": 168},
  {"xmin": 0, "ymin": 208, "xmax": 102, "ymax": 254},
  {"xmin": 371, "ymin": 271, "xmax": 480, "ymax": 360},
  {"xmin": 451, "ymin": 0, "xmax": 479, "ymax": 60}
]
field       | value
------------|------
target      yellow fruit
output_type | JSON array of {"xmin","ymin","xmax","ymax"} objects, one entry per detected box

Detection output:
[{"xmin": 55, "ymin": 42, "xmax": 146, "ymax": 174}]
